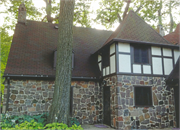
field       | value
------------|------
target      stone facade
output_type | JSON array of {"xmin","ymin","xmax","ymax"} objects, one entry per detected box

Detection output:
[
  {"xmin": 3, "ymin": 79, "xmax": 102, "ymax": 124},
  {"xmin": 2, "ymin": 76, "xmax": 176, "ymax": 129},
  {"xmin": 103, "ymin": 75, "xmax": 176, "ymax": 129},
  {"xmin": 71, "ymin": 81, "xmax": 103, "ymax": 124}
]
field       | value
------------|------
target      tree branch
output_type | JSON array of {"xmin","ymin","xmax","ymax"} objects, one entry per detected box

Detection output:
[
  {"xmin": 135, "ymin": 3, "xmax": 143, "ymax": 13},
  {"xmin": 117, "ymin": 13, "xmax": 122, "ymax": 23},
  {"xmin": 41, "ymin": 15, "xmax": 47, "ymax": 22},
  {"xmin": 123, "ymin": 0, "xmax": 131, "ymax": 19}
]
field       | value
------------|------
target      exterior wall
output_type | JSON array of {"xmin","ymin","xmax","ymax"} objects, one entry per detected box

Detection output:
[
  {"xmin": 3, "ymin": 79, "xmax": 102, "ymax": 124},
  {"xmin": 99, "ymin": 42, "xmax": 179, "ymax": 77},
  {"xmin": 103, "ymin": 75, "xmax": 176, "ymax": 129},
  {"xmin": 71, "ymin": 81, "xmax": 103, "ymax": 124}
]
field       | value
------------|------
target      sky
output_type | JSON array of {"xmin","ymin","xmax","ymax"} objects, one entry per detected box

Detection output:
[
  {"xmin": 0, "ymin": 0, "xmax": 179, "ymax": 35},
  {"xmin": 0, "ymin": 0, "xmax": 118, "ymax": 35}
]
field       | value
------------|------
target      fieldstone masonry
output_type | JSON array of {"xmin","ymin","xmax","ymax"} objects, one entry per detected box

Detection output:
[
  {"xmin": 3, "ymin": 80, "xmax": 102, "ymax": 124},
  {"xmin": 2, "ymin": 76, "xmax": 176, "ymax": 129},
  {"xmin": 71, "ymin": 81, "xmax": 103, "ymax": 124},
  {"xmin": 103, "ymin": 75, "xmax": 176, "ymax": 129}
]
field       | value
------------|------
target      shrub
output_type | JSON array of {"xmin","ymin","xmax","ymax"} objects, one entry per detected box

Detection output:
[
  {"xmin": 0, "ymin": 113, "xmax": 83, "ymax": 130},
  {"xmin": 0, "ymin": 112, "xmax": 48, "ymax": 128}
]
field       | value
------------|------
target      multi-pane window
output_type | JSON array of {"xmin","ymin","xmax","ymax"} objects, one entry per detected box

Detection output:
[
  {"xmin": 134, "ymin": 86, "xmax": 152, "ymax": 106},
  {"xmin": 134, "ymin": 46, "xmax": 149, "ymax": 64}
]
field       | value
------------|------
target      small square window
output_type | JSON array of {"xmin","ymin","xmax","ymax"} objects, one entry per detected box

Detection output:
[
  {"xmin": 134, "ymin": 86, "xmax": 153, "ymax": 106},
  {"xmin": 134, "ymin": 46, "xmax": 149, "ymax": 64}
]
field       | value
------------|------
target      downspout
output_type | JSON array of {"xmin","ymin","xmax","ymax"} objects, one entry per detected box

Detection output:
[{"xmin": 5, "ymin": 77, "xmax": 10, "ymax": 113}]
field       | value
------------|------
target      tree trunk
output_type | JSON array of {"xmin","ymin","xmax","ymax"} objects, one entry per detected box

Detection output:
[
  {"xmin": 169, "ymin": 1, "xmax": 174, "ymax": 33},
  {"xmin": 48, "ymin": 0, "xmax": 75, "ymax": 124},
  {"xmin": 123, "ymin": 0, "xmax": 131, "ymax": 19},
  {"xmin": 158, "ymin": 0, "xmax": 162, "ymax": 25}
]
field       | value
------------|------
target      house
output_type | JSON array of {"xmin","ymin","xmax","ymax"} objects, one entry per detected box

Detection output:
[
  {"xmin": 3, "ymin": 3, "xmax": 180, "ymax": 129},
  {"xmin": 164, "ymin": 24, "xmax": 180, "ymax": 128}
]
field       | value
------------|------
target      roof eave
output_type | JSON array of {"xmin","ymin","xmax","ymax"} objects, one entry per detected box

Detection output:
[
  {"xmin": 93, "ymin": 38, "xmax": 179, "ymax": 55},
  {"xmin": 3, "ymin": 74, "xmax": 98, "ymax": 81}
]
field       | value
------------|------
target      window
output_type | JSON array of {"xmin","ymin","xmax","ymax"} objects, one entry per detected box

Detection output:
[
  {"xmin": 102, "ymin": 48, "xmax": 110, "ymax": 68},
  {"xmin": 134, "ymin": 46, "xmax": 149, "ymax": 64},
  {"xmin": 134, "ymin": 86, "xmax": 152, "ymax": 106}
]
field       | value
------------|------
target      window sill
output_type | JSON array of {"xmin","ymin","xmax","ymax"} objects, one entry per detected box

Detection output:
[{"xmin": 133, "ymin": 105, "xmax": 154, "ymax": 108}]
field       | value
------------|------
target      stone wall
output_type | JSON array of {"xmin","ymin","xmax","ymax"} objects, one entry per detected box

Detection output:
[
  {"xmin": 71, "ymin": 81, "xmax": 103, "ymax": 124},
  {"xmin": 3, "ymin": 79, "xmax": 102, "ymax": 124},
  {"xmin": 103, "ymin": 75, "xmax": 176, "ymax": 129}
]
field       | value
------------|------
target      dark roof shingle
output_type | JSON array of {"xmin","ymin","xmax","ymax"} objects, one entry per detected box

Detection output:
[
  {"xmin": 103, "ymin": 10, "xmax": 171, "ymax": 46},
  {"xmin": 164, "ymin": 23, "xmax": 180, "ymax": 45},
  {"xmin": 5, "ymin": 20, "xmax": 112, "ymax": 77}
]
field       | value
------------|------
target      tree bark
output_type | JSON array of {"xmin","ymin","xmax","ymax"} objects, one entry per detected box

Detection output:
[
  {"xmin": 48, "ymin": 0, "xmax": 75, "ymax": 124},
  {"xmin": 44, "ymin": 0, "xmax": 53, "ymax": 23},
  {"xmin": 158, "ymin": 0, "xmax": 162, "ymax": 25},
  {"xmin": 123, "ymin": 0, "xmax": 131, "ymax": 19},
  {"xmin": 169, "ymin": 1, "xmax": 174, "ymax": 33}
]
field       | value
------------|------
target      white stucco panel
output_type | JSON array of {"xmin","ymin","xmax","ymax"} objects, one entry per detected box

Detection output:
[
  {"xmin": 98, "ymin": 62, "xmax": 101, "ymax": 71},
  {"xmin": 98, "ymin": 55, "xmax": 101, "ymax": 62},
  {"xmin": 133, "ymin": 64, "xmax": 141, "ymax": 73},
  {"xmin": 106, "ymin": 66, "xmax": 110, "ymax": 75},
  {"xmin": 103, "ymin": 68, "xmax": 105, "ymax": 76},
  {"xmin": 151, "ymin": 46, "xmax": 161, "ymax": 56},
  {"xmin": 118, "ymin": 43, "xmax": 130, "ymax": 53},
  {"xmin": 163, "ymin": 58, "xmax": 173, "ymax": 75},
  {"xmin": 174, "ymin": 49, "xmax": 180, "ymax": 63},
  {"xmin": 163, "ymin": 48, "xmax": 172, "ymax": 57},
  {"xmin": 110, "ymin": 43, "xmax": 116, "ymax": 55},
  {"xmin": 152, "ymin": 57, "xmax": 163, "ymax": 75},
  {"xmin": 119, "ymin": 54, "xmax": 131, "ymax": 73},
  {"xmin": 143, "ymin": 65, "xmax": 151, "ymax": 74},
  {"xmin": 110, "ymin": 55, "xmax": 116, "ymax": 74}
]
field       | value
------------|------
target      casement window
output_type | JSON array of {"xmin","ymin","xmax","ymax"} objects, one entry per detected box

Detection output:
[
  {"xmin": 53, "ymin": 50, "xmax": 74, "ymax": 69},
  {"xmin": 134, "ymin": 46, "xmax": 149, "ymax": 64},
  {"xmin": 134, "ymin": 86, "xmax": 153, "ymax": 106},
  {"xmin": 102, "ymin": 48, "xmax": 110, "ymax": 68}
]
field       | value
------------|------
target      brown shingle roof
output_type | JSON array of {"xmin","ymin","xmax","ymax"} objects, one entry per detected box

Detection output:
[
  {"xmin": 5, "ymin": 20, "xmax": 112, "ymax": 78},
  {"xmin": 164, "ymin": 23, "xmax": 180, "ymax": 45},
  {"xmin": 103, "ymin": 10, "xmax": 171, "ymax": 46}
]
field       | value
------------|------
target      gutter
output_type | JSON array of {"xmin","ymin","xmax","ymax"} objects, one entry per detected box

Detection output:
[
  {"xmin": 5, "ymin": 77, "xmax": 10, "ymax": 113},
  {"xmin": 3, "ymin": 74, "xmax": 98, "ymax": 81}
]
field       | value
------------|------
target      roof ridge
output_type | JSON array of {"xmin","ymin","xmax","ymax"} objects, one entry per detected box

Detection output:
[{"xmin": 26, "ymin": 20, "xmax": 113, "ymax": 32}]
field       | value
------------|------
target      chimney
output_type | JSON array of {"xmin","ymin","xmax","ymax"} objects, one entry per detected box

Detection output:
[
  {"xmin": 157, "ymin": 24, "xmax": 165, "ymax": 36},
  {"xmin": 18, "ymin": 2, "xmax": 26, "ymax": 24}
]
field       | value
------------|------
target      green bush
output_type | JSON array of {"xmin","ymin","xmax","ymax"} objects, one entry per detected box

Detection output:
[
  {"xmin": 2, "ymin": 119, "xmax": 44, "ymax": 130},
  {"xmin": 1, "ymin": 120, "xmax": 83, "ymax": 130},
  {"xmin": 1, "ymin": 113, "xmax": 83, "ymax": 130},
  {"xmin": 0, "ymin": 112, "xmax": 48, "ymax": 128}
]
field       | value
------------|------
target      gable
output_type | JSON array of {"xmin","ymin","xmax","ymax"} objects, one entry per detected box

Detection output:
[{"xmin": 103, "ymin": 10, "xmax": 170, "ymax": 46}]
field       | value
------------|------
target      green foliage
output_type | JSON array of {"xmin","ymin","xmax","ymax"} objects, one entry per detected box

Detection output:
[
  {"xmin": 0, "ymin": 26, "xmax": 12, "ymax": 95},
  {"xmin": 95, "ymin": 0, "xmax": 180, "ymax": 32},
  {"xmin": 44, "ymin": 122, "xmax": 83, "ymax": 130},
  {"xmin": 1, "ymin": 113, "xmax": 83, "ymax": 130},
  {"xmin": 0, "ymin": 113, "xmax": 49, "ymax": 128},
  {"xmin": 69, "ymin": 117, "xmax": 80, "ymax": 126},
  {"xmin": 2, "ymin": 120, "xmax": 44, "ymax": 130}
]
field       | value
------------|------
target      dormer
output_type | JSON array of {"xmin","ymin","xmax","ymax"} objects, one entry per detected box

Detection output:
[{"xmin": 18, "ymin": 2, "xmax": 26, "ymax": 24}]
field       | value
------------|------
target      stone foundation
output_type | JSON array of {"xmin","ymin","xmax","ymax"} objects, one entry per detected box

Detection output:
[
  {"xmin": 3, "ymin": 79, "xmax": 102, "ymax": 124},
  {"xmin": 103, "ymin": 75, "xmax": 176, "ymax": 129}
]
